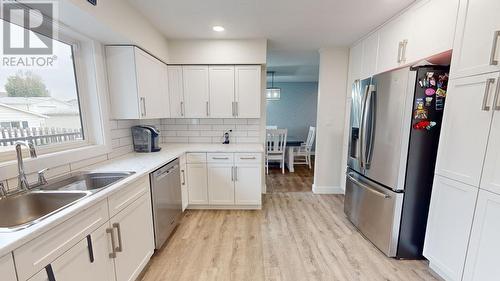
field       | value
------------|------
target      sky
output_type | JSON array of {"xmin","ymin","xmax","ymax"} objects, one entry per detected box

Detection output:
[{"xmin": 0, "ymin": 19, "xmax": 79, "ymax": 101}]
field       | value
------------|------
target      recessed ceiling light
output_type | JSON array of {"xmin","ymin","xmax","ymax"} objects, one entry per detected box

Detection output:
[{"xmin": 212, "ymin": 26, "xmax": 225, "ymax": 32}]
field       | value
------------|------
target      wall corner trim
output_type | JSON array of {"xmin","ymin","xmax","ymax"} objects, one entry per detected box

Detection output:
[{"xmin": 312, "ymin": 184, "xmax": 344, "ymax": 194}]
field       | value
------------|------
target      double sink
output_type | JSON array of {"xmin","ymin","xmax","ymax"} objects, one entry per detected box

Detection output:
[{"xmin": 0, "ymin": 171, "xmax": 134, "ymax": 232}]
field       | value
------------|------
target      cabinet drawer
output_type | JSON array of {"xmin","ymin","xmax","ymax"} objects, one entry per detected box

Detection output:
[
  {"xmin": 15, "ymin": 200, "xmax": 109, "ymax": 281},
  {"xmin": 186, "ymin": 153, "xmax": 207, "ymax": 163},
  {"xmin": 207, "ymin": 153, "xmax": 234, "ymax": 163},
  {"xmin": 235, "ymin": 153, "xmax": 261, "ymax": 164},
  {"xmin": 108, "ymin": 175, "xmax": 149, "ymax": 218}
]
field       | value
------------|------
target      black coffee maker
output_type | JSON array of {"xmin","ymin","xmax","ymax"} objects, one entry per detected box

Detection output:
[{"xmin": 131, "ymin": 125, "xmax": 161, "ymax": 152}]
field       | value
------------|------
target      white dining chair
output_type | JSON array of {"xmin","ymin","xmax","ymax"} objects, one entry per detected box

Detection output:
[
  {"xmin": 266, "ymin": 125, "xmax": 278, "ymax": 129},
  {"xmin": 293, "ymin": 126, "xmax": 316, "ymax": 169},
  {"xmin": 265, "ymin": 129, "xmax": 287, "ymax": 174}
]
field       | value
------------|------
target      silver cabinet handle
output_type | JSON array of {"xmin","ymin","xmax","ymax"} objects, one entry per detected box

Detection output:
[
  {"xmin": 231, "ymin": 166, "xmax": 234, "ymax": 181},
  {"xmin": 482, "ymin": 78, "xmax": 495, "ymax": 111},
  {"xmin": 494, "ymin": 78, "xmax": 500, "ymax": 111},
  {"xmin": 206, "ymin": 101, "xmax": 210, "ymax": 116},
  {"xmin": 234, "ymin": 166, "xmax": 238, "ymax": 181},
  {"xmin": 490, "ymin": 31, "xmax": 500, "ymax": 66},
  {"xmin": 397, "ymin": 41, "xmax": 403, "ymax": 63},
  {"xmin": 347, "ymin": 173, "xmax": 390, "ymax": 199},
  {"xmin": 232, "ymin": 101, "xmax": 235, "ymax": 117},
  {"xmin": 235, "ymin": 102, "xmax": 238, "ymax": 117},
  {"xmin": 240, "ymin": 157, "xmax": 256, "ymax": 160},
  {"xmin": 181, "ymin": 169, "xmax": 186, "ymax": 185},
  {"xmin": 106, "ymin": 228, "xmax": 117, "ymax": 258},
  {"xmin": 113, "ymin": 223, "xmax": 123, "ymax": 252},
  {"xmin": 212, "ymin": 157, "xmax": 229, "ymax": 160},
  {"xmin": 401, "ymin": 39, "xmax": 408, "ymax": 63},
  {"xmin": 180, "ymin": 101, "xmax": 184, "ymax": 116},
  {"xmin": 140, "ymin": 97, "xmax": 146, "ymax": 117}
]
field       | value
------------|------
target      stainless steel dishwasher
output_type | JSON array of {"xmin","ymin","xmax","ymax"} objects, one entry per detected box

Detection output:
[{"xmin": 150, "ymin": 158, "xmax": 182, "ymax": 249}]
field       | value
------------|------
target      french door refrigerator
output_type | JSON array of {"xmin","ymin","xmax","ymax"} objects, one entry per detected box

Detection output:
[{"xmin": 344, "ymin": 66, "xmax": 449, "ymax": 259}]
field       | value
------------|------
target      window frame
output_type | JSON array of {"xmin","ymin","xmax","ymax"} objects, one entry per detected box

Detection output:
[{"xmin": 0, "ymin": 5, "xmax": 112, "ymax": 178}]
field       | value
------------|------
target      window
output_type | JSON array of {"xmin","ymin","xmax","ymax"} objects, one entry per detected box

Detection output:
[{"xmin": 0, "ymin": 19, "xmax": 85, "ymax": 151}]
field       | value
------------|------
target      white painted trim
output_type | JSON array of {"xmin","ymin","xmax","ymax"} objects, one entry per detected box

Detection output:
[
  {"xmin": 187, "ymin": 205, "xmax": 261, "ymax": 210},
  {"xmin": 312, "ymin": 184, "xmax": 344, "ymax": 194}
]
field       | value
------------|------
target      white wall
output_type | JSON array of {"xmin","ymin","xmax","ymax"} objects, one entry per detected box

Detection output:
[
  {"xmin": 313, "ymin": 47, "xmax": 349, "ymax": 194},
  {"xmin": 58, "ymin": 0, "xmax": 169, "ymax": 61},
  {"xmin": 168, "ymin": 39, "xmax": 267, "ymax": 64}
]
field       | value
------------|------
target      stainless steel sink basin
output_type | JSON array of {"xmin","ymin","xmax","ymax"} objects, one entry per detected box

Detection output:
[
  {"xmin": 38, "ymin": 171, "xmax": 135, "ymax": 192},
  {"xmin": 0, "ymin": 191, "xmax": 90, "ymax": 231}
]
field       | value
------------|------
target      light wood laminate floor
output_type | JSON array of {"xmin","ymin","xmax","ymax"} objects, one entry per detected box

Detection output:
[{"xmin": 141, "ymin": 191, "xmax": 439, "ymax": 281}]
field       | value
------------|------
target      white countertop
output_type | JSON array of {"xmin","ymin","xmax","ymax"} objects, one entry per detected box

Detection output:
[{"xmin": 0, "ymin": 143, "xmax": 263, "ymax": 257}]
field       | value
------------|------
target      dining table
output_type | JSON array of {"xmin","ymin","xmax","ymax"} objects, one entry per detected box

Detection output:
[{"xmin": 285, "ymin": 137, "xmax": 304, "ymax": 173}]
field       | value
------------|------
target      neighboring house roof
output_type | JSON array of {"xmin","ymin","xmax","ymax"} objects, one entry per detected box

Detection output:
[
  {"xmin": 0, "ymin": 97, "xmax": 79, "ymax": 115},
  {"xmin": 0, "ymin": 103, "xmax": 49, "ymax": 118}
]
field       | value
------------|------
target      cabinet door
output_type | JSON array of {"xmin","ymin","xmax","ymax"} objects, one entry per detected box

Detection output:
[
  {"xmin": 463, "ymin": 190, "xmax": 500, "ymax": 281},
  {"xmin": 423, "ymin": 176, "xmax": 478, "ymax": 281},
  {"xmin": 27, "ymin": 224, "xmax": 115, "ymax": 281},
  {"xmin": 209, "ymin": 66, "xmax": 235, "ymax": 118},
  {"xmin": 360, "ymin": 32, "xmax": 379, "ymax": 79},
  {"xmin": 234, "ymin": 165, "xmax": 261, "ymax": 205},
  {"xmin": 183, "ymin": 65, "xmax": 210, "ymax": 118},
  {"xmin": 451, "ymin": 0, "xmax": 500, "ymax": 78},
  {"xmin": 235, "ymin": 65, "xmax": 261, "ymax": 118},
  {"xmin": 377, "ymin": 11, "xmax": 412, "ymax": 73},
  {"xmin": 180, "ymin": 162, "xmax": 189, "ymax": 211},
  {"xmin": 207, "ymin": 163, "xmax": 235, "ymax": 205},
  {"xmin": 435, "ymin": 73, "xmax": 497, "ymax": 187},
  {"xmin": 168, "ymin": 65, "xmax": 185, "ymax": 118},
  {"xmin": 348, "ymin": 42, "xmax": 363, "ymax": 84},
  {"xmin": 135, "ymin": 48, "xmax": 169, "ymax": 119},
  {"xmin": 481, "ymin": 87, "xmax": 500, "ymax": 195},
  {"xmin": 407, "ymin": 0, "xmax": 459, "ymax": 63},
  {"xmin": 187, "ymin": 163, "xmax": 208, "ymax": 205},
  {"xmin": 111, "ymin": 193, "xmax": 154, "ymax": 281},
  {"xmin": 0, "ymin": 254, "xmax": 17, "ymax": 281}
]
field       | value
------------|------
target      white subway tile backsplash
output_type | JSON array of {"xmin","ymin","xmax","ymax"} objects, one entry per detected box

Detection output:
[
  {"xmin": 236, "ymin": 137, "xmax": 260, "ymax": 143},
  {"xmin": 175, "ymin": 118, "xmax": 199, "ymax": 125},
  {"xmin": 164, "ymin": 136, "xmax": 189, "ymax": 143},
  {"xmin": 200, "ymin": 119, "xmax": 223, "ymax": 125},
  {"xmin": 162, "ymin": 119, "xmax": 176, "ymax": 125},
  {"xmin": 188, "ymin": 124, "xmax": 211, "ymax": 131},
  {"xmin": 247, "ymin": 119, "xmax": 260, "ymax": 125},
  {"xmin": 188, "ymin": 136, "xmax": 212, "ymax": 143},
  {"xmin": 200, "ymin": 130, "xmax": 224, "ymax": 137},
  {"xmin": 223, "ymin": 118, "xmax": 247, "ymax": 125},
  {"xmin": 212, "ymin": 124, "xmax": 236, "ymax": 131},
  {"xmin": 176, "ymin": 130, "xmax": 200, "ymax": 137},
  {"xmin": 165, "ymin": 124, "xmax": 188, "ymax": 130}
]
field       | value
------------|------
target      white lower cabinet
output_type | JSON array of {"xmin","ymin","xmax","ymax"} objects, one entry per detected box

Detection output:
[
  {"xmin": 235, "ymin": 164, "xmax": 262, "ymax": 205},
  {"xmin": 187, "ymin": 163, "xmax": 209, "ymax": 205},
  {"xmin": 180, "ymin": 155, "xmax": 189, "ymax": 211},
  {"xmin": 110, "ymin": 192, "xmax": 155, "ymax": 281},
  {"xmin": 423, "ymin": 175, "xmax": 478, "ymax": 281},
  {"xmin": 0, "ymin": 254, "xmax": 17, "ymax": 281},
  {"xmin": 28, "ymin": 224, "xmax": 115, "ymax": 281},
  {"xmin": 207, "ymin": 163, "xmax": 235, "ymax": 205},
  {"xmin": 463, "ymin": 189, "xmax": 500, "ymax": 281}
]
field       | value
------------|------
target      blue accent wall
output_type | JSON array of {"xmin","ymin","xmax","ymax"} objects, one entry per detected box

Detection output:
[{"xmin": 266, "ymin": 82, "xmax": 318, "ymax": 142}]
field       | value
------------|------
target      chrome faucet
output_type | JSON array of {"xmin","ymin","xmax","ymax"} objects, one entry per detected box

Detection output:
[{"xmin": 15, "ymin": 141, "xmax": 37, "ymax": 191}]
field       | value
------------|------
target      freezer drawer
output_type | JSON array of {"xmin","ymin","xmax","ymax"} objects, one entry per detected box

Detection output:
[{"xmin": 344, "ymin": 170, "xmax": 404, "ymax": 257}]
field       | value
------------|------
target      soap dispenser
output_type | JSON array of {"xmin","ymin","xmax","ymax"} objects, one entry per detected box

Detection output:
[{"xmin": 222, "ymin": 130, "xmax": 232, "ymax": 144}]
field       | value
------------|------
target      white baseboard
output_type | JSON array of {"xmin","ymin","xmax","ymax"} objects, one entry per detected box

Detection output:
[{"xmin": 312, "ymin": 184, "xmax": 344, "ymax": 194}]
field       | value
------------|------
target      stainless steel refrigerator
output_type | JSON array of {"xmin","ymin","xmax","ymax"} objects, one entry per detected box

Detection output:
[{"xmin": 344, "ymin": 66, "xmax": 449, "ymax": 259}]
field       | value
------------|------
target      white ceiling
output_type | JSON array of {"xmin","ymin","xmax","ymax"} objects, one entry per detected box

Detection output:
[{"xmin": 127, "ymin": 0, "xmax": 415, "ymax": 81}]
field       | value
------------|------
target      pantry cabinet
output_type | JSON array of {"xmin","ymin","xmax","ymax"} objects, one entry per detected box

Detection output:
[
  {"xmin": 106, "ymin": 46, "xmax": 170, "ymax": 119},
  {"xmin": 423, "ymin": 176, "xmax": 478, "ymax": 281},
  {"xmin": 110, "ymin": 192, "xmax": 154, "ymax": 281},
  {"xmin": 168, "ymin": 65, "xmax": 185, "ymax": 118},
  {"xmin": 376, "ymin": 11, "xmax": 413, "ymax": 73},
  {"xmin": 481, "ymin": 100, "xmax": 500, "ymax": 195},
  {"xmin": 462, "ymin": 190, "xmax": 500, "ymax": 281},
  {"xmin": 209, "ymin": 66, "xmax": 235, "ymax": 118},
  {"xmin": 406, "ymin": 0, "xmax": 459, "ymax": 63},
  {"xmin": 451, "ymin": 0, "xmax": 500, "ymax": 78},
  {"xmin": 435, "ymin": 73, "xmax": 498, "ymax": 187},
  {"xmin": 0, "ymin": 254, "xmax": 17, "ymax": 281},
  {"xmin": 183, "ymin": 65, "xmax": 210, "ymax": 118}
]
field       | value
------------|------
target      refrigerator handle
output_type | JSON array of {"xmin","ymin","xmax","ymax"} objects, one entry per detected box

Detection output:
[
  {"xmin": 363, "ymin": 85, "xmax": 376, "ymax": 169},
  {"xmin": 359, "ymin": 84, "xmax": 370, "ymax": 168}
]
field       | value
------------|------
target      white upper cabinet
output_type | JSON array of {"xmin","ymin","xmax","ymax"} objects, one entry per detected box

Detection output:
[
  {"xmin": 235, "ymin": 65, "xmax": 262, "ymax": 118},
  {"xmin": 348, "ymin": 42, "xmax": 363, "ymax": 83},
  {"xmin": 106, "ymin": 46, "xmax": 169, "ymax": 119},
  {"xmin": 209, "ymin": 66, "xmax": 235, "ymax": 118},
  {"xmin": 435, "ymin": 73, "xmax": 497, "ymax": 187},
  {"xmin": 451, "ymin": 0, "xmax": 500, "ymax": 78},
  {"xmin": 463, "ymin": 189, "xmax": 500, "ymax": 281},
  {"xmin": 406, "ymin": 0, "xmax": 459, "ymax": 63},
  {"xmin": 424, "ymin": 176, "xmax": 478, "ymax": 281},
  {"xmin": 0, "ymin": 254, "xmax": 17, "ymax": 281},
  {"xmin": 183, "ymin": 65, "xmax": 210, "ymax": 118},
  {"xmin": 376, "ymin": 10, "xmax": 413, "ymax": 73},
  {"xmin": 168, "ymin": 65, "xmax": 185, "ymax": 118},
  {"xmin": 361, "ymin": 32, "xmax": 379, "ymax": 79}
]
